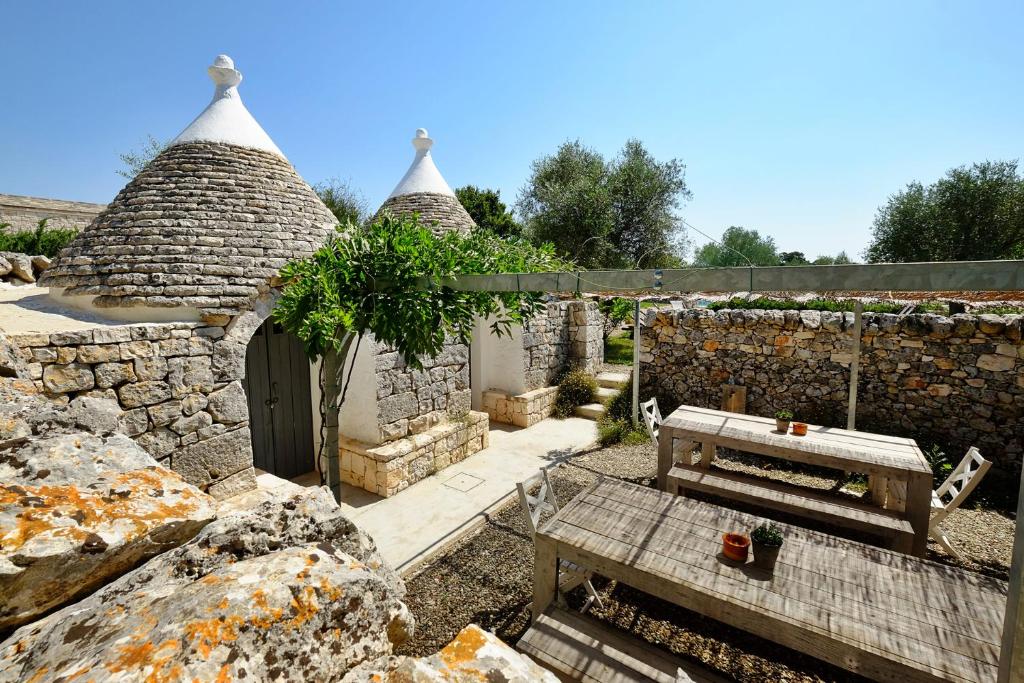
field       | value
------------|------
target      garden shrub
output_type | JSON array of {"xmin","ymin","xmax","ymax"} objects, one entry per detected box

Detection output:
[
  {"xmin": 707, "ymin": 297, "xmax": 911, "ymax": 314},
  {"xmin": 597, "ymin": 415, "xmax": 649, "ymax": 446},
  {"xmin": 554, "ymin": 368, "xmax": 597, "ymax": 418},
  {"xmin": 0, "ymin": 219, "xmax": 78, "ymax": 258}
]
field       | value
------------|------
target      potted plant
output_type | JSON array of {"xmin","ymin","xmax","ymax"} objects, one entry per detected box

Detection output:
[
  {"xmin": 774, "ymin": 409, "xmax": 793, "ymax": 433},
  {"xmin": 791, "ymin": 421, "xmax": 808, "ymax": 436},
  {"xmin": 721, "ymin": 532, "xmax": 750, "ymax": 563},
  {"xmin": 751, "ymin": 522, "xmax": 784, "ymax": 572}
]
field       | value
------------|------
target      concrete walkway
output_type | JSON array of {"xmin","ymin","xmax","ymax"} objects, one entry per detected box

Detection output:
[{"xmin": 257, "ymin": 416, "xmax": 597, "ymax": 575}]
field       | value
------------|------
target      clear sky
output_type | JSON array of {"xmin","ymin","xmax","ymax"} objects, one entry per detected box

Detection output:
[{"xmin": 1, "ymin": 1, "xmax": 1021, "ymax": 260}]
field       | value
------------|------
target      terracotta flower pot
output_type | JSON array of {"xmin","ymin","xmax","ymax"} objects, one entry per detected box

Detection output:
[
  {"xmin": 722, "ymin": 533, "xmax": 750, "ymax": 562},
  {"xmin": 791, "ymin": 422, "xmax": 808, "ymax": 436},
  {"xmin": 775, "ymin": 419, "xmax": 791, "ymax": 433},
  {"xmin": 752, "ymin": 540, "xmax": 782, "ymax": 572}
]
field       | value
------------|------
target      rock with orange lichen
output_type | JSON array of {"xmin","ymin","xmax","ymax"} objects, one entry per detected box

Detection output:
[
  {"xmin": 0, "ymin": 432, "xmax": 216, "ymax": 630},
  {"xmin": 342, "ymin": 625, "xmax": 559, "ymax": 683},
  {"xmin": 0, "ymin": 488, "xmax": 414, "ymax": 682}
]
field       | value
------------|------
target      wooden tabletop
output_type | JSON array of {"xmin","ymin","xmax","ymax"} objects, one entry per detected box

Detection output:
[
  {"xmin": 662, "ymin": 405, "xmax": 930, "ymax": 478},
  {"xmin": 535, "ymin": 478, "xmax": 1006, "ymax": 683}
]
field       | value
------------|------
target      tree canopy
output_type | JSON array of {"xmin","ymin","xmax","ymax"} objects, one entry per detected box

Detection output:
[
  {"xmin": 692, "ymin": 226, "xmax": 780, "ymax": 267},
  {"xmin": 455, "ymin": 186, "xmax": 522, "ymax": 238},
  {"xmin": 117, "ymin": 135, "xmax": 166, "ymax": 179},
  {"xmin": 314, "ymin": 179, "xmax": 368, "ymax": 226},
  {"xmin": 865, "ymin": 160, "xmax": 1024, "ymax": 262},
  {"xmin": 516, "ymin": 139, "xmax": 690, "ymax": 269}
]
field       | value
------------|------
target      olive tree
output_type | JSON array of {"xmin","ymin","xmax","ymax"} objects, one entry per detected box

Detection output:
[{"xmin": 274, "ymin": 212, "xmax": 568, "ymax": 500}]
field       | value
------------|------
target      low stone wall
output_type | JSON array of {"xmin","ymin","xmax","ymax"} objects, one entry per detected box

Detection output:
[
  {"xmin": 340, "ymin": 411, "xmax": 489, "ymax": 497},
  {"xmin": 640, "ymin": 308, "xmax": 1024, "ymax": 471},
  {"xmin": 521, "ymin": 300, "xmax": 603, "ymax": 391},
  {"xmin": 9, "ymin": 320, "xmax": 256, "ymax": 498},
  {"xmin": 482, "ymin": 386, "xmax": 557, "ymax": 428}
]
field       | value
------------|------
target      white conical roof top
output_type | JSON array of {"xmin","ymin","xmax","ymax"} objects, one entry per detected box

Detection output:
[
  {"xmin": 169, "ymin": 55, "xmax": 284, "ymax": 157},
  {"xmin": 387, "ymin": 129, "xmax": 456, "ymax": 199}
]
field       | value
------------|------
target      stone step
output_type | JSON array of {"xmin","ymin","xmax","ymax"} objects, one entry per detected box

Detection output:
[
  {"xmin": 595, "ymin": 386, "xmax": 618, "ymax": 402},
  {"xmin": 574, "ymin": 403, "xmax": 607, "ymax": 420},
  {"xmin": 596, "ymin": 371, "xmax": 629, "ymax": 389}
]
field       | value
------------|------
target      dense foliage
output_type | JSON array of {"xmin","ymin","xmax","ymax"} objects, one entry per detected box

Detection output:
[
  {"xmin": 865, "ymin": 160, "xmax": 1024, "ymax": 262},
  {"xmin": 454, "ymin": 186, "xmax": 522, "ymax": 238},
  {"xmin": 692, "ymin": 226, "xmax": 780, "ymax": 267},
  {"xmin": 553, "ymin": 369, "xmax": 597, "ymax": 418},
  {"xmin": 517, "ymin": 139, "xmax": 690, "ymax": 269},
  {"xmin": 0, "ymin": 219, "xmax": 78, "ymax": 257},
  {"xmin": 597, "ymin": 379, "xmax": 649, "ymax": 446},
  {"xmin": 707, "ymin": 297, "xmax": 912, "ymax": 314},
  {"xmin": 598, "ymin": 297, "xmax": 634, "ymax": 340},
  {"xmin": 314, "ymin": 179, "xmax": 368, "ymax": 226},
  {"xmin": 275, "ymin": 213, "xmax": 569, "ymax": 365}
]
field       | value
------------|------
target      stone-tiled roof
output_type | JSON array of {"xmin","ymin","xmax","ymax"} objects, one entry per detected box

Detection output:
[
  {"xmin": 41, "ymin": 142, "xmax": 336, "ymax": 314},
  {"xmin": 376, "ymin": 192, "xmax": 475, "ymax": 236}
]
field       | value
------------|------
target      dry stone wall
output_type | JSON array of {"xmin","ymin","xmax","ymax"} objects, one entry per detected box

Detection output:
[
  {"xmin": 522, "ymin": 300, "xmax": 603, "ymax": 391},
  {"xmin": 640, "ymin": 308, "xmax": 1024, "ymax": 471},
  {"xmin": 8, "ymin": 318, "xmax": 258, "ymax": 498}
]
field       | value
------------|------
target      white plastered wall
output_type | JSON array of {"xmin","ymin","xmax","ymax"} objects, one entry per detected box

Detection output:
[
  {"xmin": 470, "ymin": 316, "xmax": 526, "ymax": 410},
  {"xmin": 337, "ymin": 335, "xmax": 380, "ymax": 444}
]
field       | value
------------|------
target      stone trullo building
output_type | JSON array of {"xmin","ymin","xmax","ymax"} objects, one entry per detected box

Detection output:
[{"xmin": 22, "ymin": 54, "xmax": 337, "ymax": 497}]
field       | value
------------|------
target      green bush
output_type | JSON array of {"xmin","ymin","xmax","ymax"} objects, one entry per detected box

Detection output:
[
  {"xmin": 554, "ymin": 368, "xmax": 597, "ymax": 418},
  {"xmin": 597, "ymin": 415, "xmax": 649, "ymax": 446},
  {"xmin": 707, "ymin": 297, "xmax": 911, "ymax": 315},
  {"xmin": 0, "ymin": 219, "xmax": 78, "ymax": 258},
  {"xmin": 605, "ymin": 379, "xmax": 634, "ymax": 423}
]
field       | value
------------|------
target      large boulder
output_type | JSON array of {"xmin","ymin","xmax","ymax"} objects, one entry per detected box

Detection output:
[
  {"xmin": 0, "ymin": 431, "xmax": 216, "ymax": 629},
  {"xmin": 0, "ymin": 488, "xmax": 413, "ymax": 681},
  {"xmin": 344, "ymin": 625, "xmax": 559, "ymax": 682},
  {"xmin": 0, "ymin": 252, "xmax": 35, "ymax": 283}
]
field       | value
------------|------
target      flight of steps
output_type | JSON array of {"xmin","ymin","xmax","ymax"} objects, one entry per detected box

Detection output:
[{"xmin": 575, "ymin": 370, "xmax": 629, "ymax": 420}]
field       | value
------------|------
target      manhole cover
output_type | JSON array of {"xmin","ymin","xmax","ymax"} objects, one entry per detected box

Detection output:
[{"xmin": 442, "ymin": 472, "xmax": 484, "ymax": 492}]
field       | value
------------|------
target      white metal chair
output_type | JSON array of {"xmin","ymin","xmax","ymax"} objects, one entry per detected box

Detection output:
[
  {"xmin": 640, "ymin": 397, "xmax": 662, "ymax": 446},
  {"xmin": 517, "ymin": 469, "xmax": 603, "ymax": 613},
  {"xmin": 929, "ymin": 447, "xmax": 991, "ymax": 559}
]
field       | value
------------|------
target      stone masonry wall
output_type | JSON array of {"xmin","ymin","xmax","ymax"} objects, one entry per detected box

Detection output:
[
  {"xmin": 374, "ymin": 338, "xmax": 471, "ymax": 443},
  {"xmin": 8, "ymin": 318, "xmax": 259, "ymax": 499},
  {"xmin": 522, "ymin": 300, "xmax": 604, "ymax": 391},
  {"xmin": 640, "ymin": 308, "xmax": 1024, "ymax": 472}
]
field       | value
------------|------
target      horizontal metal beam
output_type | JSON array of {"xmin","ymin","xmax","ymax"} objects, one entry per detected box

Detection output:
[{"xmin": 413, "ymin": 260, "xmax": 1024, "ymax": 294}]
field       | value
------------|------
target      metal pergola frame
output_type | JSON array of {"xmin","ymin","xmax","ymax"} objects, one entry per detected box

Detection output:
[{"xmin": 410, "ymin": 259, "xmax": 1023, "ymax": 681}]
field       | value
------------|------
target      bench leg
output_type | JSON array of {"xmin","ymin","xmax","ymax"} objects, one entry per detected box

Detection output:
[
  {"xmin": 905, "ymin": 472, "xmax": 932, "ymax": 557},
  {"xmin": 699, "ymin": 441, "xmax": 716, "ymax": 469},
  {"xmin": 868, "ymin": 475, "xmax": 888, "ymax": 507},
  {"xmin": 657, "ymin": 433, "xmax": 673, "ymax": 491},
  {"xmin": 533, "ymin": 536, "xmax": 558, "ymax": 621}
]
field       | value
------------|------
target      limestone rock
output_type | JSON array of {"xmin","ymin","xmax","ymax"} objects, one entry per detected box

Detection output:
[
  {"xmin": 172, "ymin": 426, "xmax": 253, "ymax": 489},
  {"xmin": 0, "ymin": 432, "xmax": 215, "ymax": 630},
  {"xmin": 66, "ymin": 395, "xmax": 121, "ymax": 435},
  {"xmin": 0, "ymin": 488, "xmax": 411, "ymax": 681},
  {"xmin": 206, "ymin": 380, "xmax": 248, "ymax": 423},
  {"xmin": 345, "ymin": 625, "xmax": 558, "ymax": 682},
  {"xmin": 0, "ymin": 252, "xmax": 35, "ymax": 283},
  {"xmin": 0, "ymin": 255, "xmax": 10, "ymax": 278},
  {"xmin": 30, "ymin": 254, "xmax": 51, "ymax": 273},
  {"xmin": 42, "ymin": 362, "xmax": 94, "ymax": 393},
  {"xmin": 0, "ymin": 333, "xmax": 29, "ymax": 379}
]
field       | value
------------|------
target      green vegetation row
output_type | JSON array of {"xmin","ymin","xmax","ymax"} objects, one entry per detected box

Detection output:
[{"xmin": 0, "ymin": 220, "xmax": 78, "ymax": 258}]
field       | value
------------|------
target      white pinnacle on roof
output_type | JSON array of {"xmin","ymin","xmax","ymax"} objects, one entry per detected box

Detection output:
[
  {"xmin": 387, "ymin": 129, "xmax": 456, "ymax": 199},
  {"xmin": 169, "ymin": 55, "xmax": 284, "ymax": 157}
]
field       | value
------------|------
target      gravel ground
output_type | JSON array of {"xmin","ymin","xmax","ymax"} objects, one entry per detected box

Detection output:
[{"xmin": 397, "ymin": 440, "xmax": 1016, "ymax": 681}]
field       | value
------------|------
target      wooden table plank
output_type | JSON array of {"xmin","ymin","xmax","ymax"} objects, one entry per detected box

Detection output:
[{"xmin": 534, "ymin": 478, "xmax": 1005, "ymax": 683}]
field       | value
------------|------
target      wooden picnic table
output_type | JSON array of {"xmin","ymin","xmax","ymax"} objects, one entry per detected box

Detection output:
[
  {"xmin": 533, "ymin": 477, "xmax": 1007, "ymax": 683},
  {"xmin": 658, "ymin": 405, "xmax": 934, "ymax": 556}
]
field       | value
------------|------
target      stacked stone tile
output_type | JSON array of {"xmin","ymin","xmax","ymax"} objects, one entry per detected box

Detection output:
[
  {"xmin": 376, "ymin": 192, "xmax": 475, "ymax": 235},
  {"xmin": 640, "ymin": 308, "xmax": 1024, "ymax": 471},
  {"xmin": 40, "ymin": 142, "xmax": 336, "ymax": 315}
]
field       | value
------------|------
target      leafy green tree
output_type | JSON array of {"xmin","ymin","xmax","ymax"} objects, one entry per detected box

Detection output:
[
  {"xmin": 117, "ymin": 135, "xmax": 166, "ymax": 179},
  {"xmin": 865, "ymin": 160, "xmax": 1024, "ymax": 262},
  {"xmin": 517, "ymin": 139, "xmax": 690, "ymax": 268},
  {"xmin": 812, "ymin": 251, "xmax": 853, "ymax": 265},
  {"xmin": 274, "ymin": 213, "xmax": 568, "ymax": 500},
  {"xmin": 455, "ymin": 185, "xmax": 522, "ymax": 238},
  {"xmin": 692, "ymin": 226, "xmax": 780, "ymax": 267},
  {"xmin": 0, "ymin": 219, "xmax": 79, "ymax": 257},
  {"xmin": 314, "ymin": 178, "xmax": 368, "ymax": 226},
  {"xmin": 779, "ymin": 251, "xmax": 809, "ymax": 265}
]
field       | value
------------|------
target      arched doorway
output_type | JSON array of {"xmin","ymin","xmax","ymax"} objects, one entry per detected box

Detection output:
[{"xmin": 242, "ymin": 318, "xmax": 315, "ymax": 479}]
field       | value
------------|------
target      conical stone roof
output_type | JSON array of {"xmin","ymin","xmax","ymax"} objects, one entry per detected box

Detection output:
[
  {"xmin": 42, "ymin": 55, "xmax": 336, "ymax": 316},
  {"xmin": 375, "ymin": 129, "xmax": 475, "ymax": 235}
]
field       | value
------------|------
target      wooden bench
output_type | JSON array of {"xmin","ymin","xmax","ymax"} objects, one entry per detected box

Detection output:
[
  {"xmin": 667, "ymin": 465, "xmax": 915, "ymax": 552},
  {"xmin": 519, "ymin": 605, "xmax": 726, "ymax": 683}
]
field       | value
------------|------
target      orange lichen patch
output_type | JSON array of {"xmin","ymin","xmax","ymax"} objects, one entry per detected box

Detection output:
[
  {"xmin": 105, "ymin": 636, "xmax": 181, "ymax": 683},
  {"xmin": 0, "ymin": 467, "xmax": 209, "ymax": 552},
  {"xmin": 287, "ymin": 586, "xmax": 321, "ymax": 630},
  {"xmin": 438, "ymin": 626, "xmax": 488, "ymax": 669},
  {"xmin": 184, "ymin": 615, "xmax": 244, "ymax": 659},
  {"xmin": 249, "ymin": 589, "xmax": 283, "ymax": 629},
  {"xmin": 24, "ymin": 666, "xmax": 49, "ymax": 683},
  {"xmin": 217, "ymin": 597, "xmax": 229, "ymax": 611},
  {"xmin": 214, "ymin": 663, "xmax": 232, "ymax": 683},
  {"xmin": 199, "ymin": 575, "xmax": 221, "ymax": 586}
]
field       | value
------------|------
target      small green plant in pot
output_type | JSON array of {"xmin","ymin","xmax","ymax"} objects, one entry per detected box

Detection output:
[
  {"xmin": 751, "ymin": 522, "xmax": 784, "ymax": 572},
  {"xmin": 774, "ymin": 410, "xmax": 793, "ymax": 433}
]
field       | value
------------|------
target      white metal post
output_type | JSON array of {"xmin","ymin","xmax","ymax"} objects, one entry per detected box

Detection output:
[
  {"xmin": 846, "ymin": 301, "xmax": 863, "ymax": 431},
  {"xmin": 632, "ymin": 298, "xmax": 640, "ymax": 426}
]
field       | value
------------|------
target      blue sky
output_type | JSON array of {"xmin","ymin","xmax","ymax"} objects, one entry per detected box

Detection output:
[{"xmin": 1, "ymin": 1, "xmax": 1021, "ymax": 260}]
